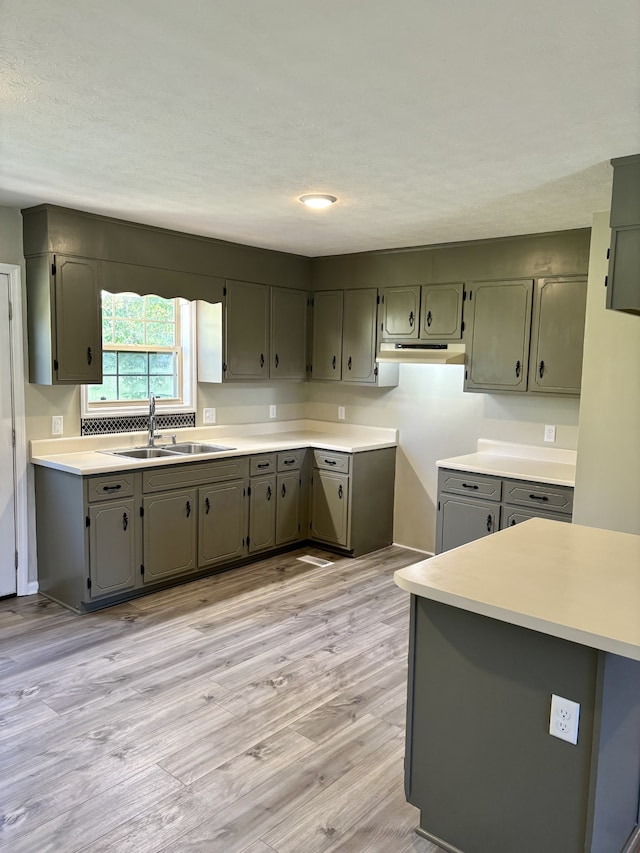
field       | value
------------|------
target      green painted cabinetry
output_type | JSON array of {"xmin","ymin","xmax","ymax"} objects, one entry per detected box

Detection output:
[
  {"xmin": 606, "ymin": 153, "xmax": 640, "ymax": 316},
  {"xmin": 420, "ymin": 283, "xmax": 464, "ymax": 340},
  {"xmin": 342, "ymin": 288, "xmax": 378, "ymax": 384},
  {"xmin": 198, "ymin": 479, "xmax": 248, "ymax": 566},
  {"xmin": 224, "ymin": 280, "xmax": 269, "ymax": 380},
  {"xmin": 142, "ymin": 489, "xmax": 197, "ymax": 582},
  {"xmin": 311, "ymin": 290, "xmax": 344, "ymax": 380},
  {"xmin": 380, "ymin": 286, "xmax": 420, "ymax": 339},
  {"xmin": 270, "ymin": 286, "xmax": 308, "ymax": 379}
]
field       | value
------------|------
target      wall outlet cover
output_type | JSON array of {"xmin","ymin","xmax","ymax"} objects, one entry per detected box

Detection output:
[
  {"xmin": 269, "ymin": 404, "xmax": 277, "ymax": 419},
  {"xmin": 544, "ymin": 424, "xmax": 556, "ymax": 443},
  {"xmin": 338, "ymin": 406, "xmax": 346, "ymax": 420},
  {"xmin": 51, "ymin": 415, "xmax": 63, "ymax": 435},
  {"xmin": 549, "ymin": 694, "xmax": 580, "ymax": 744},
  {"xmin": 203, "ymin": 408, "xmax": 216, "ymax": 424}
]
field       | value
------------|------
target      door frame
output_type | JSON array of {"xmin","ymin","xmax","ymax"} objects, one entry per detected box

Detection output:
[{"xmin": 0, "ymin": 264, "xmax": 31, "ymax": 596}]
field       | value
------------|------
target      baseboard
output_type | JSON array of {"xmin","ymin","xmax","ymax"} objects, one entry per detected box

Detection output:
[
  {"xmin": 392, "ymin": 542, "xmax": 433, "ymax": 558},
  {"xmin": 25, "ymin": 581, "xmax": 39, "ymax": 596}
]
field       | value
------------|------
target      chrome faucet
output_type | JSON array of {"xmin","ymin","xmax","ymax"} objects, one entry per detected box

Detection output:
[{"xmin": 148, "ymin": 395, "xmax": 162, "ymax": 447}]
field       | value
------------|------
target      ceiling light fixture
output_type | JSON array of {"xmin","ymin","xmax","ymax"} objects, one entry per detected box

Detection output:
[{"xmin": 299, "ymin": 194, "xmax": 337, "ymax": 209}]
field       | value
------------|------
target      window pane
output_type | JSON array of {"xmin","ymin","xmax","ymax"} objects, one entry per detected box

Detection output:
[
  {"xmin": 118, "ymin": 352, "xmax": 148, "ymax": 374},
  {"xmin": 145, "ymin": 322, "xmax": 175, "ymax": 347},
  {"xmin": 102, "ymin": 351, "xmax": 117, "ymax": 373},
  {"xmin": 102, "ymin": 317, "xmax": 114, "ymax": 345},
  {"xmin": 119, "ymin": 375, "xmax": 149, "ymax": 399},
  {"xmin": 149, "ymin": 352, "xmax": 176, "ymax": 374},
  {"xmin": 114, "ymin": 319, "xmax": 144, "ymax": 346},
  {"xmin": 88, "ymin": 377, "xmax": 118, "ymax": 402},
  {"xmin": 145, "ymin": 296, "xmax": 175, "ymax": 323},
  {"xmin": 113, "ymin": 293, "xmax": 144, "ymax": 320},
  {"xmin": 150, "ymin": 376, "xmax": 176, "ymax": 398},
  {"xmin": 101, "ymin": 292, "xmax": 114, "ymax": 317}
]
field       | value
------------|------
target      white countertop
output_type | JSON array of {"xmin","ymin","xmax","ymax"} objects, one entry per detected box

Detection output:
[
  {"xmin": 29, "ymin": 419, "xmax": 398, "ymax": 476},
  {"xmin": 395, "ymin": 518, "xmax": 640, "ymax": 661},
  {"xmin": 437, "ymin": 439, "xmax": 577, "ymax": 486}
]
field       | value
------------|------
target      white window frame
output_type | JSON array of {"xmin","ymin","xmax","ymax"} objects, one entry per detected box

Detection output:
[{"xmin": 81, "ymin": 298, "xmax": 197, "ymax": 418}]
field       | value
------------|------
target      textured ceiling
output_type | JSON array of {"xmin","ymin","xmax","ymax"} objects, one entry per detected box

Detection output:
[{"xmin": 0, "ymin": 1, "xmax": 638, "ymax": 257}]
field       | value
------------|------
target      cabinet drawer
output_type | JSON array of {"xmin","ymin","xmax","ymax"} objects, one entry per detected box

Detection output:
[
  {"xmin": 313, "ymin": 450, "xmax": 350, "ymax": 473},
  {"xmin": 501, "ymin": 508, "xmax": 572, "ymax": 529},
  {"xmin": 277, "ymin": 450, "xmax": 304, "ymax": 472},
  {"xmin": 250, "ymin": 454, "xmax": 276, "ymax": 476},
  {"xmin": 142, "ymin": 457, "xmax": 249, "ymax": 492},
  {"xmin": 439, "ymin": 470, "xmax": 501, "ymax": 502},
  {"xmin": 87, "ymin": 473, "xmax": 135, "ymax": 502},
  {"xmin": 503, "ymin": 480, "xmax": 573, "ymax": 515}
]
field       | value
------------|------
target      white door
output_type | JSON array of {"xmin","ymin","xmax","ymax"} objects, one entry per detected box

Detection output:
[{"xmin": 0, "ymin": 273, "xmax": 16, "ymax": 596}]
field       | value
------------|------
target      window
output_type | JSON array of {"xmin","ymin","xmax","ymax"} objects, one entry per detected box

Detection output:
[{"xmin": 82, "ymin": 292, "xmax": 195, "ymax": 416}]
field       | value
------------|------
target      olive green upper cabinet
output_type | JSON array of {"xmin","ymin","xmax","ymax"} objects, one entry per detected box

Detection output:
[
  {"xmin": 311, "ymin": 290, "xmax": 343, "ymax": 380},
  {"xmin": 606, "ymin": 154, "xmax": 640, "ymax": 315},
  {"xmin": 420, "ymin": 283, "xmax": 464, "ymax": 340},
  {"xmin": 270, "ymin": 287, "xmax": 308, "ymax": 380},
  {"xmin": 380, "ymin": 286, "xmax": 420, "ymax": 339},
  {"xmin": 26, "ymin": 254, "xmax": 102, "ymax": 385},
  {"xmin": 528, "ymin": 278, "xmax": 587, "ymax": 395},
  {"xmin": 342, "ymin": 288, "xmax": 378, "ymax": 384},
  {"xmin": 464, "ymin": 280, "xmax": 534, "ymax": 392},
  {"xmin": 224, "ymin": 280, "xmax": 269, "ymax": 380}
]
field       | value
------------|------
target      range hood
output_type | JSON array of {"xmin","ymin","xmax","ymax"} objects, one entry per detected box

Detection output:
[{"xmin": 376, "ymin": 343, "xmax": 466, "ymax": 365}]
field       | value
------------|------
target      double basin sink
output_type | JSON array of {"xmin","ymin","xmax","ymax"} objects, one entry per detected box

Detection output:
[{"xmin": 104, "ymin": 442, "xmax": 235, "ymax": 460}]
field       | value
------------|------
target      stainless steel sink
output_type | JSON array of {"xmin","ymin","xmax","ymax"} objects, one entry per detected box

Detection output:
[
  {"xmin": 164, "ymin": 442, "xmax": 235, "ymax": 455},
  {"xmin": 107, "ymin": 447, "xmax": 179, "ymax": 459}
]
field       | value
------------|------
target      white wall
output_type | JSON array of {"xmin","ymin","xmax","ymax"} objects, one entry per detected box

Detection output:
[
  {"xmin": 307, "ymin": 370, "xmax": 581, "ymax": 552},
  {"xmin": 573, "ymin": 211, "xmax": 640, "ymax": 534}
]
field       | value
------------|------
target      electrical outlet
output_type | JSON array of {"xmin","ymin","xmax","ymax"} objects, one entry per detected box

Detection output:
[
  {"xmin": 269, "ymin": 404, "xmax": 277, "ymax": 419},
  {"xmin": 338, "ymin": 406, "xmax": 346, "ymax": 420},
  {"xmin": 549, "ymin": 694, "xmax": 580, "ymax": 744},
  {"xmin": 51, "ymin": 415, "xmax": 63, "ymax": 435},
  {"xmin": 203, "ymin": 408, "xmax": 216, "ymax": 424},
  {"xmin": 544, "ymin": 424, "xmax": 556, "ymax": 443}
]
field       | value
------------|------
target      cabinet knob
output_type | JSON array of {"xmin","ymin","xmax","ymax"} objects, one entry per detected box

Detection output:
[
  {"xmin": 426, "ymin": 310, "xmax": 433, "ymax": 327},
  {"xmin": 510, "ymin": 519, "xmax": 516, "ymax": 526}
]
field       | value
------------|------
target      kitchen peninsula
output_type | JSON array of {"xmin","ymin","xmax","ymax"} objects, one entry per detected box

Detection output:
[{"xmin": 395, "ymin": 518, "xmax": 640, "ymax": 853}]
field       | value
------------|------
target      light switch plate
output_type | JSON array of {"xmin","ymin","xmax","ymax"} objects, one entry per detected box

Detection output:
[
  {"xmin": 203, "ymin": 408, "xmax": 216, "ymax": 424},
  {"xmin": 338, "ymin": 406, "xmax": 346, "ymax": 420},
  {"xmin": 269, "ymin": 404, "xmax": 277, "ymax": 419},
  {"xmin": 544, "ymin": 424, "xmax": 556, "ymax": 443}
]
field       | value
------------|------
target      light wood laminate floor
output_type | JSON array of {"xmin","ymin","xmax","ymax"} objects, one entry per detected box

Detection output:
[{"xmin": 0, "ymin": 545, "xmax": 444, "ymax": 853}]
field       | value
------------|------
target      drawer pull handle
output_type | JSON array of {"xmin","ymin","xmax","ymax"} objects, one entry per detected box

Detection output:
[
  {"xmin": 102, "ymin": 484, "xmax": 122, "ymax": 492},
  {"xmin": 87, "ymin": 347, "xmax": 93, "ymax": 365},
  {"xmin": 281, "ymin": 483, "xmax": 286, "ymax": 498},
  {"xmin": 347, "ymin": 356, "xmax": 352, "ymax": 371},
  {"xmin": 529, "ymin": 494, "xmax": 549, "ymax": 502},
  {"xmin": 186, "ymin": 500, "xmax": 191, "ymax": 518},
  {"xmin": 539, "ymin": 360, "xmax": 545, "ymax": 379},
  {"xmin": 426, "ymin": 310, "xmax": 433, "ymax": 327},
  {"xmin": 486, "ymin": 514, "xmax": 492, "ymax": 532},
  {"xmin": 515, "ymin": 360, "xmax": 521, "ymax": 378},
  {"xmin": 283, "ymin": 458, "xmax": 296, "ymax": 465},
  {"xmin": 122, "ymin": 512, "xmax": 128, "ymax": 531},
  {"xmin": 274, "ymin": 353, "xmax": 279, "ymax": 368},
  {"xmin": 260, "ymin": 353, "xmax": 265, "ymax": 368},
  {"xmin": 409, "ymin": 310, "xmax": 415, "ymax": 327},
  {"xmin": 510, "ymin": 519, "xmax": 516, "ymax": 526},
  {"xmin": 256, "ymin": 462, "xmax": 270, "ymax": 469},
  {"xmin": 338, "ymin": 484, "xmax": 343, "ymax": 499},
  {"xmin": 332, "ymin": 355, "xmax": 337, "ymax": 370},
  {"xmin": 266, "ymin": 486, "xmax": 272, "ymax": 501},
  {"xmin": 324, "ymin": 459, "xmax": 337, "ymax": 466},
  {"xmin": 205, "ymin": 497, "xmax": 211, "ymax": 514},
  {"xmin": 461, "ymin": 482, "xmax": 479, "ymax": 490}
]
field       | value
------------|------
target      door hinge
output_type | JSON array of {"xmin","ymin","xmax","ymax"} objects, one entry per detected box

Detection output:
[
  {"xmin": 139, "ymin": 506, "xmax": 144, "ymax": 517},
  {"xmin": 140, "ymin": 564, "xmax": 145, "ymax": 575},
  {"xmin": 87, "ymin": 577, "xmax": 92, "ymax": 590},
  {"xmin": 53, "ymin": 359, "xmax": 59, "ymax": 371},
  {"xmin": 85, "ymin": 516, "xmax": 90, "ymax": 527},
  {"xmin": 461, "ymin": 320, "xmax": 465, "ymax": 332}
]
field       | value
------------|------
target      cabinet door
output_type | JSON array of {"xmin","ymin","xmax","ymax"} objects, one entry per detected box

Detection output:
[
  {"xmin": 380, "ymin": 287, "xmax": 420, "ymax": 339},
  {"xmin": 529, "ymin": 278, "xmax": 587, "ymax": 395},
  {"xmin": 249, "ymin": 475, "xmax": 276, "ymax": 553},
  {"xmin": 142, "ymin": 489, "xmax": 196, "ymax": 582},
  {"xmin": 88, "ymin": 499, "xmax": 136, "ymax": 597},
  {"xmin": 199, "ymin": 480, "xmax": 247, "ymax": 566},
  {"xmin": 420, "ymin": 283, "xmax": 464, "ymax": 341},
  {"xmin": 270, "ymin": 287, "xmax": 308, "ymax": 379},
  {"xmin": 310, "ymin": 470, "xmax": 349, "ymax": 547},
  {"xmin": 435, "ymin": 495, "xmax": 498, "ymax": 554},
  {"xmin": 464, "ymin": 280, "xmax": 533, "ymax": 392},
  {"xmin": 311, "ymin": 290, "xmax": 343, "ymax": 380},
  {"xmin": 224, "ymin": 281, "xmax": 269, "ymax": 380},
  {"xmin": 55, "ymin": 255, "xmax": 102, "ymax": 383},
  {"xmin": 606, "ymin": 226, "xmax": 640, "ymax": 315},
  {"xmin": 342, "ymin": 288, "xmax": 377, "ymax": 384},
  {"xmin": 276, "ymin": 472, "xmax": 301, "ymax": 545}
]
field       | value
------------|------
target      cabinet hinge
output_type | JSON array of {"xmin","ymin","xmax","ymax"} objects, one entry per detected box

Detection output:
[
  {"xmin": 376, "ymin": 294, "xmax": 380, "ymax": 304},
  {"xmin": 15, "ymin": 550, "xmax": 18, "ymax": 570},
  {"xmin": 140, "ymin": 564, "xmax": 145, "ymax": 575},
  {"xmin": 223, "ymin": 362, "xmax": 228, "ymax": 373},
  {"xmin": 53, "ymin": 359, "xmax": 59, "ymax": 371},
  {"xmin": 51, "ymin": 260, "xmax": 57, "ymax": 276},
  {"xmin": 299, "ymin": 477, "xmax": 302, "ymax": 486},
  {"xmin": 85, "ymin": 516, "xmax": 90, "ymax": 527},
  {"xmin": 311, "ymin": 297, "xmax": 314, "ymax": 307},
  {"xmin": 604, "ymin": 275, "xmax": 608, "ymax": 288},
  {"xmin": 247, "ymin": 485, "xmax": 251, "ymax": 496},
  {"xmin": 381, "ymin": 294, "xmax": 385, "ymax": 303},
  {"xmin": 8, "ymin": 300, "xmax": 12, "ymax": 322},
  {"xmin": 247, "ymin": 536, "xmax": 250, "ymax": 547},
  {"xmin": 139, "ymin": 506, "xmax": 144, "ymax": 517},
  {"xmin": 223, "ymin": 286, "xmax": 227, "ymax": 297},
  {"xmin": 12, "ymin": 428, "xmax": 16, "ymax": 448},
  {"xmin": 465, "ymin": 368, "xmax": 468, "ymax": 380},
  {"xmin": 374, "ymin": 365, "xmax": 378, "ymax": 376},
  {"xmin": 380, "ymin": 322, "xmax": 383, "ymax": 331},
  {"xmin": 469, "ymin": 290, "xmax": 473, "ymax": 301},
  {"xmin": 438, "ymin": 500, "xmax": 441, "ymax": 512},
  {"xmin": 87, "ymin": 577, "xmax": 92, "ymax": 590},
  {"xmin": 461, "ymin": 320, "xmax": 465, "ymax": 332},
  {"xmin": 463, "ymin": 288, "xmax": 467, "ymax": 301},
  {"xmin": 606, "ymin": 247, "xmax": 610, "ymax": 260}
]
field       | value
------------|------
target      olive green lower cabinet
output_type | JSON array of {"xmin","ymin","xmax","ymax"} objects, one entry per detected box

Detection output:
[
  {"xmin": 436, "ymin": 468, "xmax": 573, "ymax": 554},
  {"xmin": 34, "ymin": 445, "xmax": 395, "ymax": 612}
]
